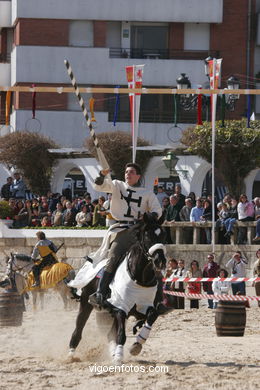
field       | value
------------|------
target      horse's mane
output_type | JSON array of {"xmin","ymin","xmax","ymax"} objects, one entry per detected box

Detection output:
[{"xmin": 13, "ymin": 254, "xmax": 32, "ymax": 263}]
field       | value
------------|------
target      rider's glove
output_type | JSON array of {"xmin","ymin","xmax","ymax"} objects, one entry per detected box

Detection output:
[{"xmin": 94, "ymin": 171, "xmax": 105, "ymax": 186}]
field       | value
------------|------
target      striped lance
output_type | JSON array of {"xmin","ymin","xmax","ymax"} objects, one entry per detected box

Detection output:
[{"xmin": 64, "ymin": 59, "xmax": 110, "ymax": 171}]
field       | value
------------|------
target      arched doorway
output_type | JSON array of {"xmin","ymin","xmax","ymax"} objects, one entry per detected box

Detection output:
[
  {"xmin": 62, "ymin": 167, "xmax": 87, "ymax": 199},
  {"xmin": 202, "ymin": 169, "xmax": 228, "ymax": 202}
]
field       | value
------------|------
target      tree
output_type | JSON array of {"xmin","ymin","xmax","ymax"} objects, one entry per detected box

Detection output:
[
  {"xmin": 0, "ymin": 131, "xmax": 59, "ymax": 195},
  {"xmin": 181, "ymin": 119, "xmax": 260, "ymax": 197},
  {"xmin": 85, "ymin": 131, "xmax": 152, "ymax": 180}
]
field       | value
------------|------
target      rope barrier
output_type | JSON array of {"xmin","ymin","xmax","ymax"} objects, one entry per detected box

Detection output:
[
  {"xmin": 163, "ymin": 290, "xmax": 260, "ymax": 301},
  {"xmin": 163, "ymin": 277, "xmax": 260, "ymax": 282}
]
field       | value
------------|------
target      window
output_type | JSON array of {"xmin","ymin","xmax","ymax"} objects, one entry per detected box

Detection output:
[
  {"xmin": 184, "ymin": 23, "xmax": 210, "ymax": 50},
  {"xmin": 69, "ymin": 21, "xmax": 93, "ymax": 47},
  {"xmin": 131, "ymin": 25, "xmax": 168, "ymax": 59}
]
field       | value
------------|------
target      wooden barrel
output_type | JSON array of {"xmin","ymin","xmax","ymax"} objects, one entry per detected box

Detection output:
[
  {"xmin": 215, "ymin": 300, "xmax": 246, "ymax": 337},
  {"xmin": 0, "ymin": 291, "xmax": 23, "ymax": 327}
]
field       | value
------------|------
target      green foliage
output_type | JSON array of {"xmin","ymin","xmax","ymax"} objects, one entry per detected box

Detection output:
[
  {"xmin": 0, "ymin": 200, "xmax": 13, "ymax": 219},
  {"xmin": 85, "ymin": 131, "xmax": 152, "ymax": 180},
  {"xmin": 181, "ymin": 119, "xmax": 260, "ymax": 196},
  {"xmin": 0, "ymin": 131, "xmax": 59, "ymax": 195}
]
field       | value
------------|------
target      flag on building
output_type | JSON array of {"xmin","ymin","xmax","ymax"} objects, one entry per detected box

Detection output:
[{"xmin": 125, "ymin": 65, "xmax": 144, "ymax": 163}]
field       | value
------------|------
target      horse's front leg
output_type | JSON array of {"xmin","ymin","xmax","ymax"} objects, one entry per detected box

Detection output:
[
  {"xmin": 39, "ymin": 291, "xmax": 44, "ymax": 310},
  {"xmin": 68, "ymin": 283, "xmax": 96, "ymax": 360},
  {"xmin": 107, "ymin": 319, "xmax": 117, "ymax": 360},
  {"xmin": 113, "ymin": 309, "xmax": 126, "ymax": 364},
  {"xmin": 130, "ymin": 306, "xmax": 158, "ymax": 356}
]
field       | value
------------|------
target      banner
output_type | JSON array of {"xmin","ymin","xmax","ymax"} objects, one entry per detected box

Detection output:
[
  {"xmin": 208, "ymin": 58, "xmax": 222, "ymax": 89},
  {"xmin": 125, "ymin": 65, "xmax": 144, "ymax": 163}
]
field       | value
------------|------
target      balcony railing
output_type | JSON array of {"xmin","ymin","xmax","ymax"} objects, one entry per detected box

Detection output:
[
  {"xmin": 108, "ymin": 109, "xmax": 209, "ymax": 124},
  {"xmin": 109, "ymin": 48, "xmax": 220, "ymax": 60},
  {"xmin": 162, "ymin": 221, "xmax": 257, "ymax": 245}
]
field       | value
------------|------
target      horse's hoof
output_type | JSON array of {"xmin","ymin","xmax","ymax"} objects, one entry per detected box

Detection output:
[
  {"xmin": 67, "ymin": 349, "xmax": 81, "ymax": 362},
  {"xmin": 113, "ymin": 356, "xmax": 123, "ymax": 365},
  {"xmin": 129, "ymin": 342, "xmax": 142, "ymax": 356}
]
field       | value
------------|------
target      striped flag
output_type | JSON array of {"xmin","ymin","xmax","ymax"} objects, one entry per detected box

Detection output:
[{"xmin": 126, "ymin": 65, "xmax": 144, "ymax": 163}]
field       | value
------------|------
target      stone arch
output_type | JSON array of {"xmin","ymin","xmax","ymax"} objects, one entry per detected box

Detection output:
[
  {"xmin": 0, "ymin": 163, "xmax": 12, "ymax": 187},
  {"xmin": 51, "ymin": 157, "xmax": 102, "ymax": 199},
  {"xmin": 244, "ymin": 168, "xmax": 260, "ymax": 200}
]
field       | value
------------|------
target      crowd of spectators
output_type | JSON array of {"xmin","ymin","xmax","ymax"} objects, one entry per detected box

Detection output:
[
  {"xmin": 156, "ymin": 183, "xmax": 260, "ymax": 245},
  {"xmin": 163, "ymin": 249, "xmax": 260, "ymax": 310},
  {"xmin": 0, "ymin": 174, "xmax": 115, "ymax": 228},
  {"xmin": 1, "ymin": 175, "xmax": 259, "ymax": 241}
]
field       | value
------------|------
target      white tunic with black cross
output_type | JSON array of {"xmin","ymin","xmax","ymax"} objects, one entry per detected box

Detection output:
[{"xmin": 94, "ymin": 177, "xmax": 162, "ymax": 221}]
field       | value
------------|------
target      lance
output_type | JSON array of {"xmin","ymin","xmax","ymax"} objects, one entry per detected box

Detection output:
[{"xmin": 64, "ymin": 59, "xmax": 110, "ymax": 171}]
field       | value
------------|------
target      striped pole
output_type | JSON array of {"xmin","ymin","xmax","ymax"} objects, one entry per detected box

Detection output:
[{"xmin": 64, "ymin": 59, "xmax": 110, "ymax": 170}]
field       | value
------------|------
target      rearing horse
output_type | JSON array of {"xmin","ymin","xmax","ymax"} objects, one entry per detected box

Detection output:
[{"xmin": 68, "ymin": 213, "xmax": 167, "ymax": 363}]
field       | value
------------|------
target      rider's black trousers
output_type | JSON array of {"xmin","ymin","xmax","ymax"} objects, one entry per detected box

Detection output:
[{"xmin": 32, "ymin": 255, "xmax": 58, "ymax": 282}]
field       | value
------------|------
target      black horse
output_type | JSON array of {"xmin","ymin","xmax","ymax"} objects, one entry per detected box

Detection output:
[{"xmin": 68, "ymin": 213, "xmax": 167, "ymax": 363}]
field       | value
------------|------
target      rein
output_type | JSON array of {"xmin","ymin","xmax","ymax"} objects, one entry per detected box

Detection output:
[{"xmin": 10, "ymin": 255, "xmax": 32, "ymax": 274}]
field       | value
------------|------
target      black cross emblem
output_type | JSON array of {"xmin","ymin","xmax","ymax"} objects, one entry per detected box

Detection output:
[{"xmin": 121, "ymin": 189, "xmax": 142, "ymax": 218}]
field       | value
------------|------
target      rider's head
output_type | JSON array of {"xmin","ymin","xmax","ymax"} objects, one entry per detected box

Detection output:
[
  {"xmin": 36, "ymin": 231, "xmax": 46, "ymax": 240},
  {"xmin": 125, "ymin": 163, "xmax": 142, "ymax": 187}
]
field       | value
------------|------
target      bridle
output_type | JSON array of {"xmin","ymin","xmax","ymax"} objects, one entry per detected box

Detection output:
[{"xmin": 9, "ymin": 253, "xmax": 32, "ymax": 275}]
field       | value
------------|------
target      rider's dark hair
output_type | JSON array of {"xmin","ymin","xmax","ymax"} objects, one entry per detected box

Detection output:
[
  {"xmin": 125, "ymin": 163, "xmax": 142, "ymax": 176},
  {"xmin": 36, "ymin": 231, "xmax": 46, "ymax": 240}
]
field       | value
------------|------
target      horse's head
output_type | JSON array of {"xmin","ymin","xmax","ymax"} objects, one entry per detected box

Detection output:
[
  {"xmin": 9, "ymin": 253, "xmax": 33, "ymax": 273},
  {"xmin": 148, "ymin": 243, "xmax": 167, "ymax": 271},
  {"xmin": 141, "ymin": 212, "xmax": 166, "ymax": 247}
]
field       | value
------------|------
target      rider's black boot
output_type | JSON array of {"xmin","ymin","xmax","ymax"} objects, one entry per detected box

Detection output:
[
  {"xmin": 32, "ymin": 279, "xmax": 40, "ymax": 288},
  {"xmin": 89, "ymin": 270, "xmax": 114, "ymax": 308}
]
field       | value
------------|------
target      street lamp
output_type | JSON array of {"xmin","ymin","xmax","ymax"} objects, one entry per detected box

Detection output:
[
  {"xmin": 162, "ymin": 151, "xmax": 188, "ymax": 179},
  {"xmin": 224, "ymin": 75, "xmax": 240, "ymax": 111},
  {"xmin": 176, "ymin": 61, "xmax": 240, "ymax": 113},
  {"xmin": 176, "ymin": 73, "xmax": 198, "ymax": 111}
]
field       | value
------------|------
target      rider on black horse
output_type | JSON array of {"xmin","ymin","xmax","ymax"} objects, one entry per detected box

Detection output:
[
  {"xmin": 89, "ymin": 162, "xmax": 169, "ymax": 314},
  {"xmin": 31, "ymin": 231, "xmax": 58, "ymax": 288}
]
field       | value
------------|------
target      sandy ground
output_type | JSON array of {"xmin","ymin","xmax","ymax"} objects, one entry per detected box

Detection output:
[{"xmin": 0, "ymin": 292, "xmax": 259, "ymax": 390}]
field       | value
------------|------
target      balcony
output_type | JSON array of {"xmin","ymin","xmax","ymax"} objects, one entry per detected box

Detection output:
[
  {"xmin": 13, "ymin": 46, "xmax": 208, "ymax": 87},
  {"xmin": 13, "ymin": 0, "xmax": 223, "ymax": 23},
  {"xmin": 109, "ymin": 48, "xmax": 220, "ymax": 60},
  {"xmin": 0, "ymin": 0, "xmax": 11, "ymax": 28}
]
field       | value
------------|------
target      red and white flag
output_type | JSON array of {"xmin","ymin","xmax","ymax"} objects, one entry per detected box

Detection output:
[
  {"xmin": 208, "ymin": 58, "xmax": 222, "ymax": 89},
  {"xmin": 125, "ymin": 65, "xmax": 144, "ymax": 163}
]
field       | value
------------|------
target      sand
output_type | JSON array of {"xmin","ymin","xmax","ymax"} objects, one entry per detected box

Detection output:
[{"xmin": 0, "ymin": 292, "xmax": 259, "ymax": 390}]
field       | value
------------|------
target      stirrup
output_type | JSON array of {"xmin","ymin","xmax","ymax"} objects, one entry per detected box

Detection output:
[{"xmin": 32, "ymin": 281, "xmax": 40, "ymax": 288}]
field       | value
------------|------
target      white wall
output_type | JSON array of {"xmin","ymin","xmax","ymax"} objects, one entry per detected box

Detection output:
[
  {"xmin": 12, "ymin": 0, "xmax": 223, "ymax": 23},
  {"xmin": 12, "ymin": 46, "xmax": 207, "ymax": 86},
  {"xmin": 11, "ymin": 110, "xmax": 190, "ymax": 148}
]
